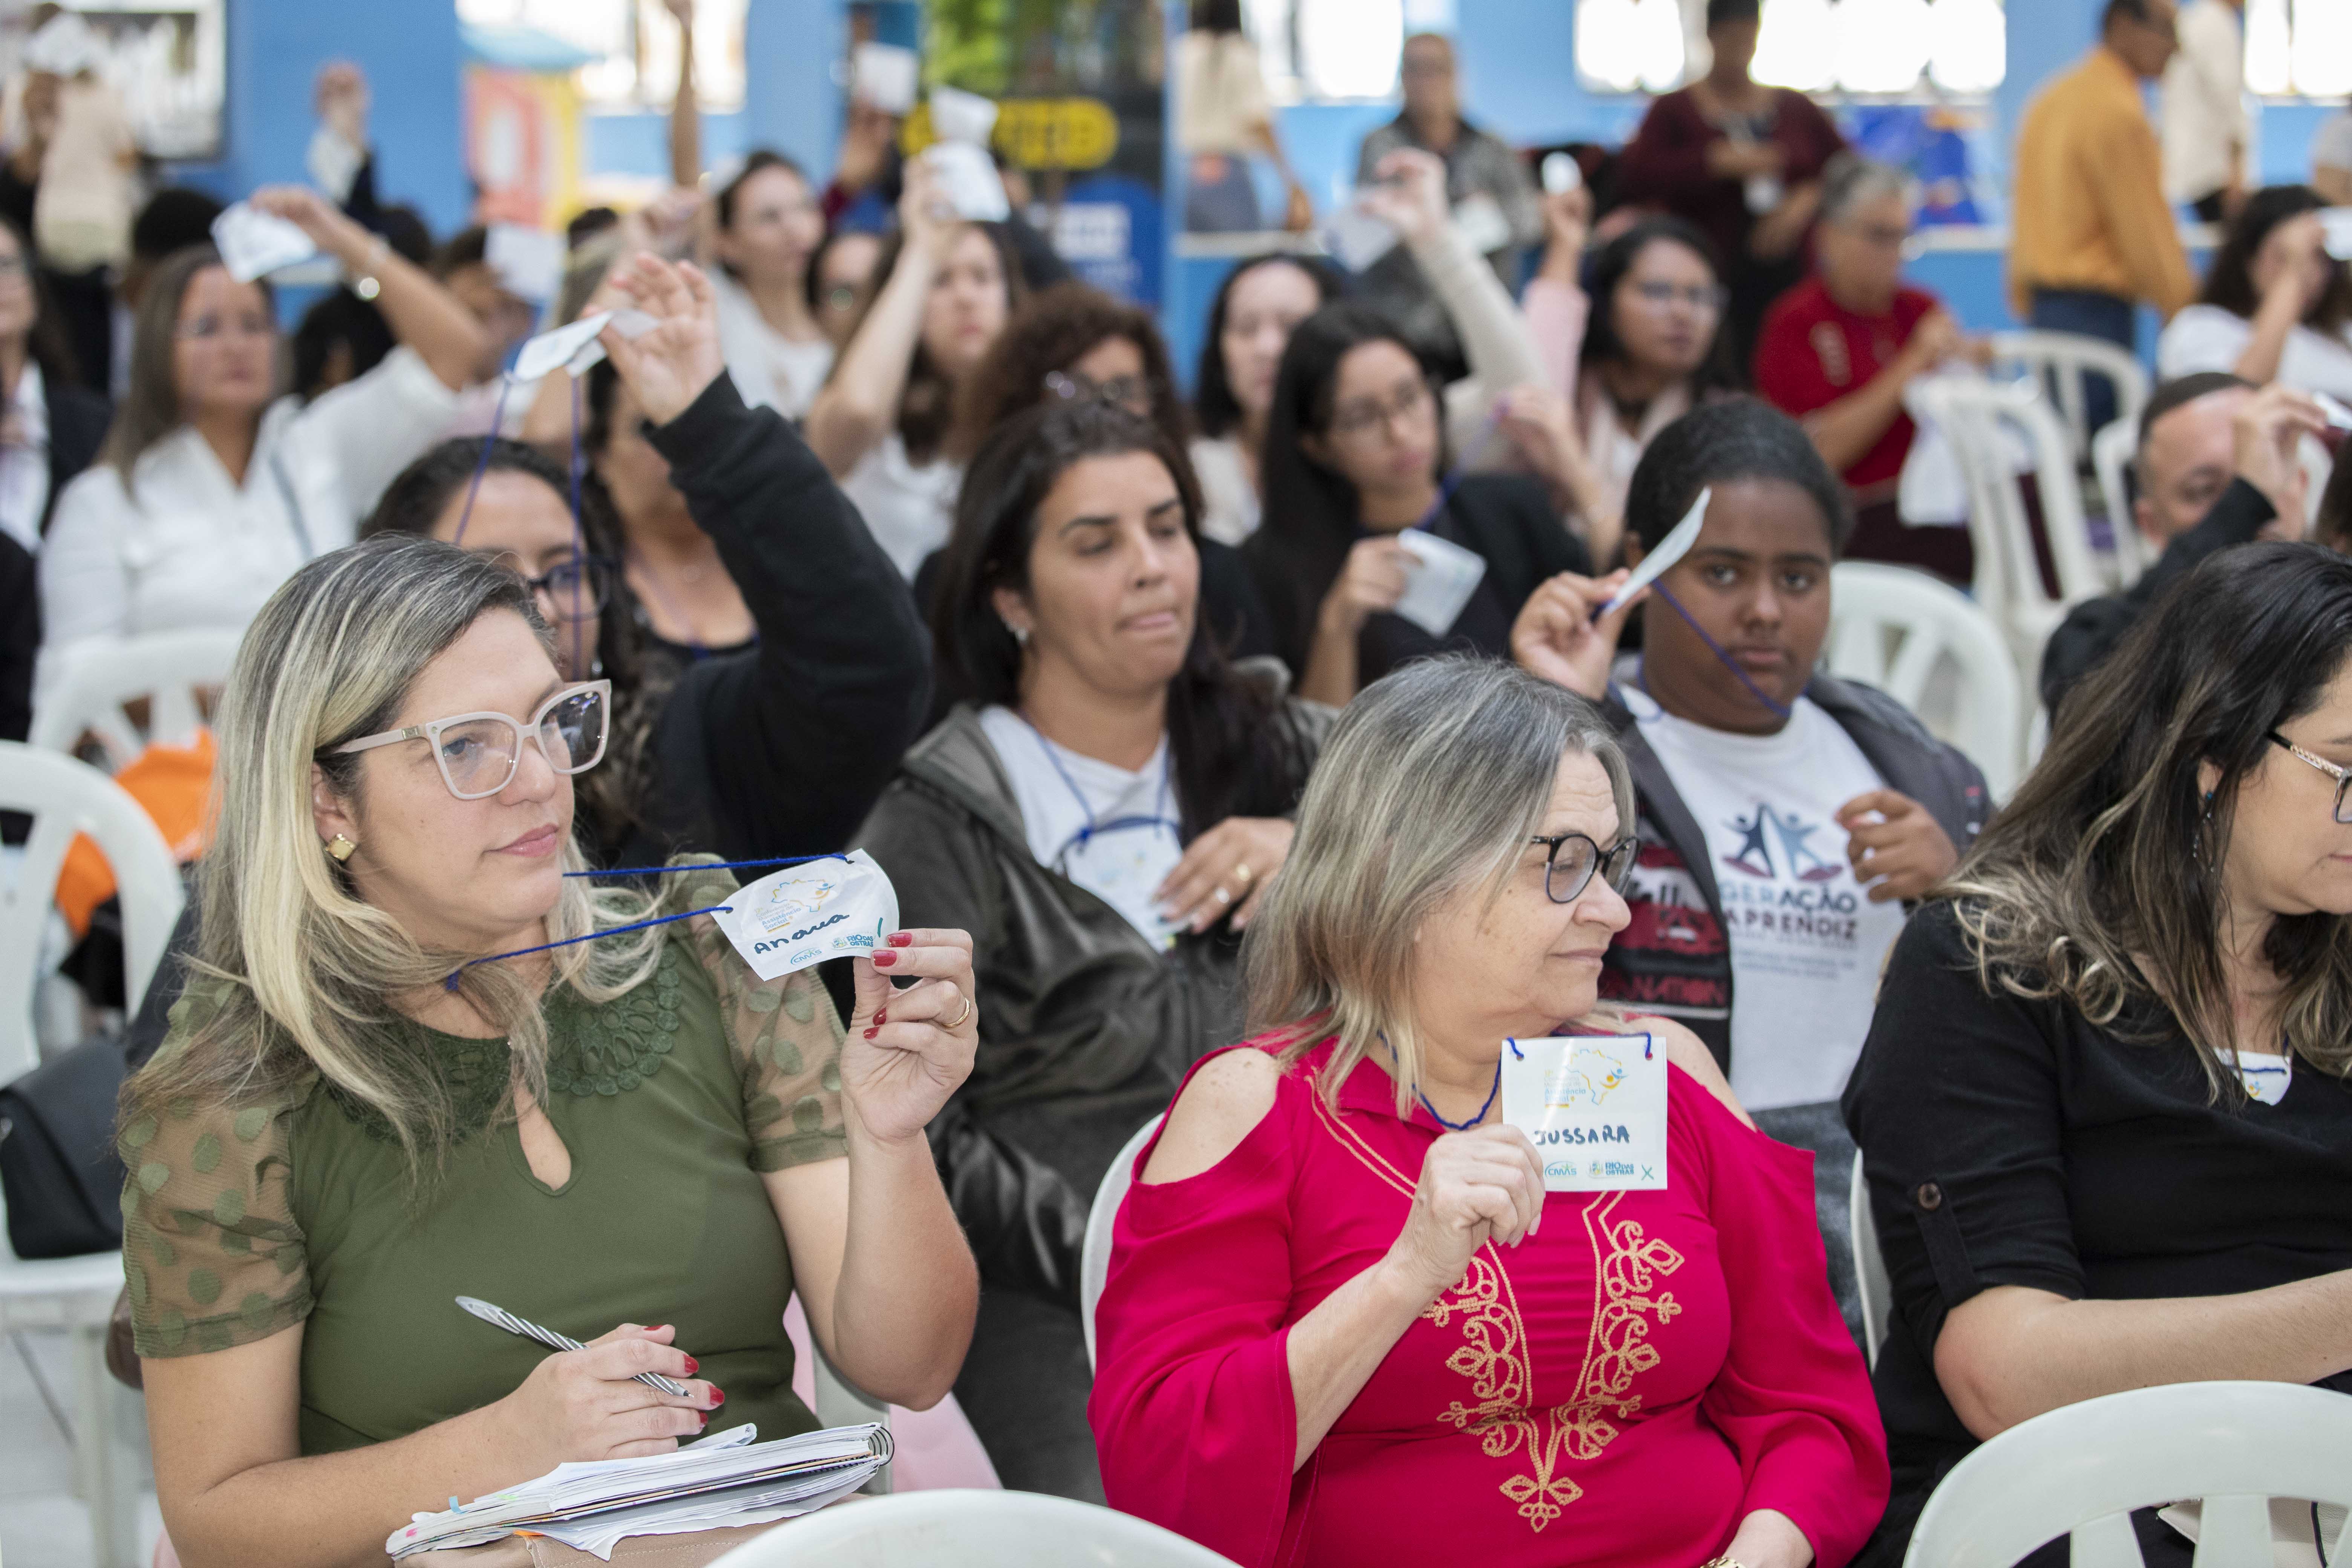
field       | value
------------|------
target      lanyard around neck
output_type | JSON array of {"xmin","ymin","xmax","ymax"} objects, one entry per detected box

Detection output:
[{"xmin": 1017, "ymin": 713, "xmax": 1177, "ymax": 867}]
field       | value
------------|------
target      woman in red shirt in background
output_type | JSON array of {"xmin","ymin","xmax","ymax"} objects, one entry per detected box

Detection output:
[
  {"xmin": 1089, "ymin": 656, "xmax": 1888, "ymax": 1568},
  {"xmin": 1755, "ymin": 156, "xmax": 1989, "ymax": 586}
]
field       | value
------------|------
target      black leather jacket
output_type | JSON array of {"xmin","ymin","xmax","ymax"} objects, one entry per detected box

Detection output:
[{"xmin": 855, "ymin": 692, "xmax": 1332, "ymax": 1309}]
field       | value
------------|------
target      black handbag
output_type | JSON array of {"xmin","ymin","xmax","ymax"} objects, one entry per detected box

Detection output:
[{"xmin": 0, "ymin": 1034, "xmax": 128, "ymax": 1259}]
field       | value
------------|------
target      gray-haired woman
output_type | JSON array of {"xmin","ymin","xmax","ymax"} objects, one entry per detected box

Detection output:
[
  {"xmin": 120, "ymin": 535, "xmax": 979, "ymax": 1566},
  {"xmin": 1751, "ymin": 154, "xmax": 1991, "ymax": 584},
  {"xmin": 1089, "ymin": 656, "xmax": 1890, "ymax": 1568}
]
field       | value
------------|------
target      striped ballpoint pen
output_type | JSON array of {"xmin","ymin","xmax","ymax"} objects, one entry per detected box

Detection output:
[{"xmin": 455, "ymin": 1296, "xmax": 694, "ymax": 1397}]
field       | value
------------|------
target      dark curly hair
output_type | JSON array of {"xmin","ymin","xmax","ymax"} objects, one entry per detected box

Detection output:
[{"xmin": 952, "ymin": 282, "xmax": 1187, "ymax": 461}]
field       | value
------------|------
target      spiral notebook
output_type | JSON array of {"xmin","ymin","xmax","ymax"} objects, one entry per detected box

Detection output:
[{"xmin": 386, "ymin": 1422, "xmax": 891, "ymax": 1561}]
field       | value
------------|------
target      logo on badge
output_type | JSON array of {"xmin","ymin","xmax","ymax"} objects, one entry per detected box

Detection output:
[
  {"xmin": 1544, "ymin": 1043, "xmax": 1628, "ymax": 1108},
  {"xmin": 756, "ymin": 874, "xmax": 839, "ymax": 933}
]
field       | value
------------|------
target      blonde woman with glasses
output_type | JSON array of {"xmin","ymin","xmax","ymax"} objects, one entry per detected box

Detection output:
[
  {"xmin": 1090, "ymin": 655, "xmax": 1888, "ymax": 1568},
  {"xmin": 120, "ymin": 535, "xmax": 980, "ymax": 1567}
]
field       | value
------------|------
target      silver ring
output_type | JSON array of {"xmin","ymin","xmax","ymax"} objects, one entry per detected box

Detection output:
[
  {"xmin": 1212, "ymin": 887, "xmax": 1231, "ymax": 906},
  {"xmin": 945, "ymin": 991, "xmax": 974, "ymax": 1030}
]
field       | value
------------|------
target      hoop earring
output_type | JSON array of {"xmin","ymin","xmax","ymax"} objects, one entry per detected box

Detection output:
[{"xmin": 325, "ymin": 834, "xmax": 358, "ymax": 864}]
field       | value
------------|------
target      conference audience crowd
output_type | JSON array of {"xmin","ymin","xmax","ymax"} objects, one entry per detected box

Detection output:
[{"xmin": 3, "ymin": 11, "xmax": 2347, "ymax": 1568}]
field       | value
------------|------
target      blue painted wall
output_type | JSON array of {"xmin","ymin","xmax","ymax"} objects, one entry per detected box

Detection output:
[{"xmin": 169, "ymin": 0, "xmax": 467, "ymax": 237}]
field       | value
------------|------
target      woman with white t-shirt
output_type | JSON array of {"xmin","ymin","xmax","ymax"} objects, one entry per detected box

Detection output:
[
  {"xmin": 38, "ymin": 185, "xmax": 482, "ymax": 676},
  {"xmin": 804, "ymin": 159, "xmax": 1021, "ymax": 577},
  {"xmin": 854, "ymin": 399, "xmax": 1328, "ymax": 1502},
  {"xmin": 2159, "ymin": 185, "xmax": 2352, "ymax": 401},
  {"xmin": 1507, "ymin": 396, "xmax": 1989, "ymax": 1337},
  {"xmin": 707, "ymin": 150, "xmax": 836, "ymax": 418}
]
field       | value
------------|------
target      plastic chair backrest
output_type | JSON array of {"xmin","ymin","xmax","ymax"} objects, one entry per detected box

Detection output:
[
  {"xmin": 29, "ymin": 629, "xmax": 243, "ymax": 771},
  {"xmin": 1902, "ymin": 1380, "xmax": 2352, "ymax": 1568},
  {"xmin": 1825, "ymin": 563, "xmax": 2023, "ymax": 802},
  {"xmin": 1081, "ymin": 1113, "xmax": 1163, "ymax": 1370},
  {"xmin": 1847, "ymin": 1151, "xmax": 1892, "ymax": 1369},
  {"xmin": 2088, "ymin": 418, "xmax": 2152, "ymax": 587},
  {"xmin": 0, "ymin": 742, "xmax": 185, "ymax": 1087},
  {"xmin": 1902, "ymin": 377, "xmax": 2011, "ymax": 614},
  {"xmin": 1989, "ymin": 330, "xmax": 2151, "ymax": 464},
  {"xmin": 704, "ymin": 1488, "xmax": 1247, "ymax": 1567}
]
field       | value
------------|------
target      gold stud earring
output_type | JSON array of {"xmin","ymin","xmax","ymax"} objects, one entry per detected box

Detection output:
[{"xmin": 325, "ymin": 834, "xmax": 357, "ymax": 863}]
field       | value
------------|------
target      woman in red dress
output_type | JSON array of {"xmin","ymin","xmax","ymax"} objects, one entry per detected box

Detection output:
[{"xmin": 1088, "ymin": 656, "xmax": 1888, "ymax": 1568}]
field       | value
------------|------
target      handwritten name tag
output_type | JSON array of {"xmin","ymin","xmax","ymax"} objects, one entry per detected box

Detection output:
[{"xmin": 1500, "ymin": 1033, "xmax": 1668, "ymax": 1191}]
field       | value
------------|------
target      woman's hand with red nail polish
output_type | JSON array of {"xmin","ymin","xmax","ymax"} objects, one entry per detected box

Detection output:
[{"xmin": 844, "ymin": 928, "xmax": 980, "ymax": 1144}]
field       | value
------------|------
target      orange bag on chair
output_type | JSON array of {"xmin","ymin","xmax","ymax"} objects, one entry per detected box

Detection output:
[{"xmin": 54, "ymin": 731, "xmax": 214, "ymax": 938}]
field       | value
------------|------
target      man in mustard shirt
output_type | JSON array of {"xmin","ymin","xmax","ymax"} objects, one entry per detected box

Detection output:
[{"xmin": 2009, "ymin": 0, "xmax": 2194, "ymax": 433}]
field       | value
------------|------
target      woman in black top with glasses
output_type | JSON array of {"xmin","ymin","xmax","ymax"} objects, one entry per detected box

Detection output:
[
  {"xmin": 1244, "ymin": 302, "xmax": 1587, "ymax": 706},
  {"xmin": 357, "ymin": 253, "xmax": 929, "ymax": 869},
  {"xmin": 1844, "ymin": 541, "xmax": 2352, "ymax": 1566}
]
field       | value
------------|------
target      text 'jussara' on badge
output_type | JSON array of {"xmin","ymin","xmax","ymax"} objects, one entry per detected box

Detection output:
[
  {"xmin": 713, "ymin": 850, "xmax": 901, "ymax": 981},
  {"xmin": 1499, "ymin": 1032, "xmax": 1669, "ymax": 1191}
]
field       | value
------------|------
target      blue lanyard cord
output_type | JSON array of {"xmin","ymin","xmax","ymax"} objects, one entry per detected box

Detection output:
[
  {"xmin": 1020, "ymin": 716, "xmax": 1178, "ymax": 860},
  {"xmin": 449, "ymin": 378, "xmax": 517, "ymax": 550},
  {"xmin": 562, "ymin": 854, "xmax": 847, "ymax": 880},
  {"xmin": 441, "ymin": 903, "xmax": 732, "ymax": 991},
  {"xmin": 1640, "ymin": 580, "xmax": 1797, "ymax": 721},
  {"xmin": 1381, "ymin": 1034, "xmax": 1501, "ymax": 1132}
]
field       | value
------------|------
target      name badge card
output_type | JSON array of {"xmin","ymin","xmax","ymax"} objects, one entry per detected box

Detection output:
[
  {"xmin": 1500, "ymin": 1033, "xmax": 1668, "ymax": 1191},
  {"xmin": 714, "ymin": 851, "xmax": 900, "ymax": 981}
]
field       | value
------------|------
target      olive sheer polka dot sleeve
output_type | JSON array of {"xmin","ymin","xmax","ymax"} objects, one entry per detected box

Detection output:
[
  {"xmin": 117, "ymin": 1072, "xmax": 310, "ymax": 1359},
  {"xmin": 675, "ymin": 867, "xmax": 850, "ymax": 1173}
]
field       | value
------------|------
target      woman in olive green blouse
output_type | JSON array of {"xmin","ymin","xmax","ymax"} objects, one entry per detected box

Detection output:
[{"xmin": 121, "ymin": 343, "xmax": 981, "ymax": 1563}]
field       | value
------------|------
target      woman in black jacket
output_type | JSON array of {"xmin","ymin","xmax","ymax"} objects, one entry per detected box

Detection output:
[
  {"xmin": 1245, "ymin": 302, "xmax": 1587, "ymax": 705},
  {"xmin": 858, "ymin": 399, "xmax": 1328, "ymax": 1502}
]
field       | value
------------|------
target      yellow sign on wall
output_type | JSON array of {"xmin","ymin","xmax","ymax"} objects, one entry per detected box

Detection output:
[{"xmin": 900, "ymin": 96, "xmax": 1119, "ymax": 172}]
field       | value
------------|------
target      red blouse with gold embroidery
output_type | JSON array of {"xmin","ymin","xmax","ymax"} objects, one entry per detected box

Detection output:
[{"xmin": 1087, "ymin": 1037, "xmax": 1888, "ymax": 1568}]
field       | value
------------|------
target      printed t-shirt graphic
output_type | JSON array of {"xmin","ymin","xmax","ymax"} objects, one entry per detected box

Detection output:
[{"xmin": 1620, "ymin": 686, "xmax": 1910, "ymax": 1111}]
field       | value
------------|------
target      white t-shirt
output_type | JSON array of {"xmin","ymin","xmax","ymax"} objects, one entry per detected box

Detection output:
[
  {"xmin": 0, "ymin": 360, "xmax": 50, "ymax": 554},
  {"xmin": 977, "ymin": 706, "xmax": 1184, "ymax": 949},
  {"xmin": 1625, "ymin": 686, "xmax": 1911, "ymax": 1112},
  {"xmin": 840, "ymin": 433, "xmax": 962, "ymax": 580},
  {"xmin": 1188, "ymin": 434, "xmax": 1260, "ymax": 545},
  {"xmin": 710, "ymin": 270, "xmax": 836, "ymax": 420},
  {"xmin": 2158, "ymin": 303, "xmax": 2352, "ymax": 403}
]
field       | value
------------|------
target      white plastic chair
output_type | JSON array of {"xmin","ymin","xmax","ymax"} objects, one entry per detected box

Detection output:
[
  {"xmin": 1082, "ymin": 1114, "xmax": 1162, "ymax": 1370},
  {"xmin": 2088, "ymin": 418, "xmax": 2154, "ymax": 587},
  {"xmin": 0, "ymin": 743, "xmax": 187, "ymax": 1568},
  {"xmin": 1989, "ymin": 330, "xmax": 2151, "ymax": 466},
  {"xmin": 1825, "ymin": 562, "xmax": 2024, "ymax": 802},
  {"xmin": 30, "ymin": 628, "xmax": 243, "ymax": 771},
  {"xmin": 1928, "ymin": 378, "xmax": 2110, "ymax": 682},
  {"xmin": 1847, "ymin": 1152, "xmax": 1892, "ymax": 1369},
  {"xmin": 1903, "ymin": 1380, "xmax": 2352, "ymax": 1568},
  {"xmin": 706, "ymin": 1488, "xmax": 1247, "ymax": 1567}
]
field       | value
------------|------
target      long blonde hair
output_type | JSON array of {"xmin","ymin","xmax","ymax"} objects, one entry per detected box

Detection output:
[
  {"xmin": 122, "ymin": 536, "xmax": 672, "ymax": 1173},
  {"xmin": 1244, "ymin": 657, "xmax": 1635, "ymax": 1115}
]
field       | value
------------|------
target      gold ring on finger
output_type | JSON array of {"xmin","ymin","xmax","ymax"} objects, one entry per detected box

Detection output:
[
  {"xmin": 945, "ymin": 990, "xmax": 974, "ymax": 1030},
  {"xmin": 1233, "ymin": 862, "xmax": 1254, "ymax": 884}
]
